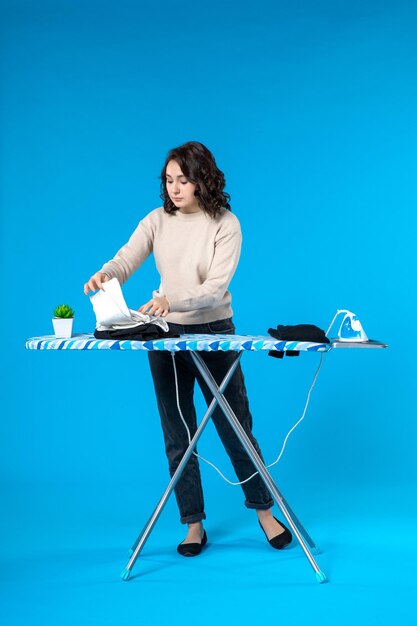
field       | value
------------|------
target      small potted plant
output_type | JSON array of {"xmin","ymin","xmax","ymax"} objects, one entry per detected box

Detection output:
[{"xmin": 52, "ymin": 304, "xmax": 75, "ymax": 338}]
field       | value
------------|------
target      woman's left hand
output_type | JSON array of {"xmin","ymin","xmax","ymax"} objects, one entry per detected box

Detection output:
[{"xmin": 137, "ymin": 296, "xmax": 170, "ymax": 317}]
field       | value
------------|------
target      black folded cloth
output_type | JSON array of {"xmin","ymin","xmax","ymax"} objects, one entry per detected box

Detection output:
[
  {"xmin": 267, "ymin": 323, "xmax": 330, "ymax": 359},
  {"xmin": 94, "ymin": 324, "xmax": 180, "ymax": 341},
  {"xmin": 268, "ymin": 324, "xmax": 330, "ymax": 343},
  {"xmin": 268, "ymin": 350, "xmax": 299, "ymax": 359}
]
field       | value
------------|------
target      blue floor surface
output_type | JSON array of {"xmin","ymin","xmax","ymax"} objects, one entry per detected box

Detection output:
[{"xmin": 1, "ymin": 481, "xmax": 416, "ymax": 626}]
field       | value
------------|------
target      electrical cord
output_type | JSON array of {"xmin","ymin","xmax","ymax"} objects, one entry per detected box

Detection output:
[
  {"xmin": 170, "ymin": 346, "xmax": 326, "ymax": 487},
  {"xmin": 326, "ymin": 310, "xmax": 341, "ymax": 337}
]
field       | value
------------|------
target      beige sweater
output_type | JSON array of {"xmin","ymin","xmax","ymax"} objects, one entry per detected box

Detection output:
[{"xmin": 99, "ymin": 206, "xmax": 242, "ymax": 324}]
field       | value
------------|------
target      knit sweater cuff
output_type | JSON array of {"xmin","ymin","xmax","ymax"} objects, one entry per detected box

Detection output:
[
  {"xmin": 165, "ymin": 291, "xmax": 219, "ymax": 313},
  {"xmin": 99, "ymin": 261, "xmax": 125, "ymax": 285}
]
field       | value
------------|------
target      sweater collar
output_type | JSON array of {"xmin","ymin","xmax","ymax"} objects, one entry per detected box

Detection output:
[{"xmin": 173, "ymin": 209, "xmax": 208, "ymax": 221}]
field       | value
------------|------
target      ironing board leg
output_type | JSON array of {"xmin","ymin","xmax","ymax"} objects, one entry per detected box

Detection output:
[
  {"xmin": 120, "ymin": 351, "xmax": 244, "ymax": 581},
  {"xmin": 276, "ymin": 495, "xmax": 320, "ymax": 554},
  {"xmin": 189, "ymin": 351, "xmax": 327, "ymax": 584}
]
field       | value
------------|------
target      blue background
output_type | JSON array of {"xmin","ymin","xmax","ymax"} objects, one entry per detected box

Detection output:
[{"xmin": 1, "ymin": 0, "xmax": 416, "ymax": 624}]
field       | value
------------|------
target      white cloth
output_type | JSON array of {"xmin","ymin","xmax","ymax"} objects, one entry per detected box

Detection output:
[{"xmin": 90, "ymin": 277, "xmax": 169, "ymax": 332}]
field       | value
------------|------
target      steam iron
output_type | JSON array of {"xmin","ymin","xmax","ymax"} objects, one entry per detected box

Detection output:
[{"xmin": 328, "ymin": 309, "xmax": 369, "ymax": 342}]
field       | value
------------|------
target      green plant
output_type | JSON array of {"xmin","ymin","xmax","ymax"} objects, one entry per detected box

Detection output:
[{"xmin": 53, "ymin": 304, "xmax": 75, "ymax": 318}]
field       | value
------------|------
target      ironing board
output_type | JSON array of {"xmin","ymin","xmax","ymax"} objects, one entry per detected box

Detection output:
[{"xmin": 25, "ymin": 332, "xmax": 387, "ymax": 584}]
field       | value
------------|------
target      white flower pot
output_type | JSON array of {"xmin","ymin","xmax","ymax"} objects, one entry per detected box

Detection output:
[{"xmin": 52, "ymin": 317, "xmax": 74, "ymax": 338}]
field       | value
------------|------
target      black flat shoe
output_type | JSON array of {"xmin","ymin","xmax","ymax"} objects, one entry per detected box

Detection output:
[
  {"xmin": 259, "ymin": 516, "xmax": 292, "ymax": 549},
  {"xmin": 177, "ymin": 529, "xmax": 208, "ymax": 557}
]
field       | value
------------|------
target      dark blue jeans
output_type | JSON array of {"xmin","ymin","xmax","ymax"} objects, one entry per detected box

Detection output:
[{"xmin": 147, "ymin": 317, "xmax": 274, "ymax": 524}]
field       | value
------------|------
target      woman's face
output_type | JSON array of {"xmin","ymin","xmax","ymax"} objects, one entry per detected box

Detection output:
[{"xmin": 165, "ymin": 160, "xmax": 200, "ymax": 211}]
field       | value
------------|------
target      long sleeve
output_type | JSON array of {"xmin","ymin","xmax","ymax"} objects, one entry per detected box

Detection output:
[
  {"xmin": 99, "ymin": 216, "xmax": 154, "ymax": 285},
  {"xmin": 164, "ymin": 226, "xmax": 242, "ymax": 312}
]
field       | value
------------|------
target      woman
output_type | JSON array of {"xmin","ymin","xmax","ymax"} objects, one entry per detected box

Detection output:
[{"xmin": 83, "ymin": 141, "xmax": 292, "ymax": 556}]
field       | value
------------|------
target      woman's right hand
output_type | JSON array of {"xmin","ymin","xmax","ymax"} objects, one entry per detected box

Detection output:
[{"xmin": 83, "ymin": 272, "xmax": 110, "ymax": 295}]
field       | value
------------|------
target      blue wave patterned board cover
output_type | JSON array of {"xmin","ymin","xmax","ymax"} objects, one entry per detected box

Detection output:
[{"xmin": 25, "ymin": 333, "xmax": 331, "ymax": 352}]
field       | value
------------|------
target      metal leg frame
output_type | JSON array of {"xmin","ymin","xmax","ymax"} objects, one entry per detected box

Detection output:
[
  {"xmin": 121, "ymin": 350, "xmax": 327, "ymax": 584},
  {"xmin": 121, "ymin": 351, "xmax": 243, "ymax": 580},
  {"xmin": 190, "ymin": 351, "xmax": 327, "ymax": 584}
]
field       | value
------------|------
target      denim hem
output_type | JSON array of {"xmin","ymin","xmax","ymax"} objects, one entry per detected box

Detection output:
[
  {"xmin": 180, "ymin": 512, "xmax": 207, "ymax": 524},
  {"xmin": 244, "ymin": 499, "xmax": 274, "ymax": 510}
]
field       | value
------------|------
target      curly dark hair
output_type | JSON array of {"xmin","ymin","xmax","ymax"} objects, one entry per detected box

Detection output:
[{"xmin": 159, "ymin": 141, "xmax": 231, "ymax": 218}]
